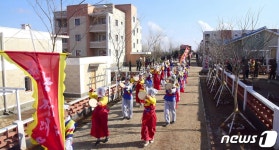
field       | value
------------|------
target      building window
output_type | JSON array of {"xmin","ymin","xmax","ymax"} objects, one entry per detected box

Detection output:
[
  {"xmin": 115, "ymin": 20, "xmax": 118, "ymax": 26},
  {"xmin": 121, "ymin": 36, "xmax": 123, "ymax": 40},
  {"xmin": 75, "ymin": 18, "xmax": 80, "ymax": 26},
  {"xmin": 137, "ymin": 39, "xmax": 138, "ymax": 44},
  {"xmin": 133, "ymin": 16, "xmax": 135, "ymax": 22},
  {"xmin": 115, "ymin": 35, "xmax": 118, "ymax": 41},
  {"xmin": 137, "ymin": 28, "xmax": 139, "ymax": 33},
  {"xmin": 57, "ymin": 20, "xmax": 62, "ymax": 27},
  {"xmin": 133, "ymin": 30, "xmax": 135, "ymax": 36},
  {"xmin": 75, "ymin": 34, "xmax": 81, "ymax": 41},
  {"xmin": 98, "ymin": 17, "xmax": 106, "ymax": 24},
  {"xmin": 62, "ymin": 38, "xmax": 68, "ymax": 43},
  {"xmin": 24, "ymin": 76, "xmax": 32, "ymax": 91},
  {"xmin": 76, "ymin": 50, "xmax": 81, "ymax": 56},
  {"xmin": 98, "ymin": 34, "xmax": 106, "ymax": 41},
  {"xmin": 121, "ymin": 21, "xmax": 123, "ymax": 25},
  {"xmin": 102, "ymin": 35, "xmax": 106, "ymax": 41},
  {"xmin": 133, "ymin": 43, "xmax": 135, "ymax": 48}
]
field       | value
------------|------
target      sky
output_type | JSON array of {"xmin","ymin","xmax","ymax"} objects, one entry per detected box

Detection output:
[{"xmin": 0, "ymin": 0, "xmax": 279, "ymax": 50}]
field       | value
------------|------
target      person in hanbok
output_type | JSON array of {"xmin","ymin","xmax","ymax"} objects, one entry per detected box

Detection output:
[
  {"xmin": 122, "ymin": 77, "xmax": 133, "ymax": 120},
  {"xmin": 175, "ymin": 82, "xmax": 180, "ymax": 109},
  {"xmin": 135, "ymin": 73, "xmax": 145, "ymax": 107},
  {"xmin": 64, "ymin": 104, "xmax": 76, "ymax": 150},
  {"xmin": 89, "ymin": 87, "xmax": 109, "ymax": 146},
  {"xmin": 163, "ymin": 75, "xmax": 177, "ymax": 126},
  {"xmin": 141, "ymin": 88, "xmax": 158, "ymax": 147},
  {"xmin": 160, "ymin": 64, "xmax": 165, "ymax": 86},
  {"xmin": 153, "ymin": 66, "xmax": 161, "ymax": 90}
]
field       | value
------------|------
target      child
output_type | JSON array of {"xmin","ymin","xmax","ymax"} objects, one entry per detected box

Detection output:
[{"xmin": 64, "ymin": 104, "xmax": 76, "ymax": 150}]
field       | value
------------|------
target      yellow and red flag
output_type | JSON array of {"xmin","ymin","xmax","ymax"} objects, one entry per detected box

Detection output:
[{"xmin": 0, "ymin": 51, "xmax": 67, "ymax": 150}]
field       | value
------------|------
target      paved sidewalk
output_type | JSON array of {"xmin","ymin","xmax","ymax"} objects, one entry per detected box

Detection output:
[{"xmin": 73, "ymin": 60, "xmax": 208, "ymax": 150}]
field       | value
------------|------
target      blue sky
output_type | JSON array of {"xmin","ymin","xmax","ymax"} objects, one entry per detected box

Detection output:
[{"xmin": 1, "ymin": 0, "xmax": 279, "ymax": 50}]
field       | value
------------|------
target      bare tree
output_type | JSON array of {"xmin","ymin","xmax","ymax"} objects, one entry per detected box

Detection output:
[
  {"xmin": 142, "ymin": 28, "xmax": 167, "ymax": 62},
  {"xmin": 27, "ymin": 0, "xmax": 106, "ymax": 52},
  {"xmin": 219, "ymin": 10, "xmax": 277, "ymax": 133}
]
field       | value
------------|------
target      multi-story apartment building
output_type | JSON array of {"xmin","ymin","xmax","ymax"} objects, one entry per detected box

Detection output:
[{"xmin": 54, "ymin": 3, "xmax": 142, "ymax": 66}]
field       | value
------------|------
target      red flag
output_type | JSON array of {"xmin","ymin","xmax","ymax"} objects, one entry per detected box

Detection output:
[
  {"xmin": 0, "ymin": 51, "xmax": 67, "ymax": 150},
  {"xmin": 180, "ymin": 47, "xmax": 190, "ymax": 64}
]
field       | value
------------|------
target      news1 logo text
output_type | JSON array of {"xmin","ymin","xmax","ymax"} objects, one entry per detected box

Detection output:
[{"xmin": 221, "ymin": 131, "xmax": 278, "ymax": 148}]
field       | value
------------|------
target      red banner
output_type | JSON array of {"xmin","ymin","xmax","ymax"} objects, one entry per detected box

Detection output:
[
  {"xmin": 1, "ymin": 51, "xmax": 67, "ymax": 150},
  {"xmin": 180, "ymin": 47, "xmax": 190, "ymax": 64}
]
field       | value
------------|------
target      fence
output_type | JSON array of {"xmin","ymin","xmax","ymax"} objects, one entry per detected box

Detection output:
[{"xmin": 208, "ymin": 66, "xmax": 279, "ymax": 149}]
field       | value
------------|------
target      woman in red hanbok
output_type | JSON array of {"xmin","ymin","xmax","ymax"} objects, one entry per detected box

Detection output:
[
  {"xmin": 179, "ymin": 73, "xmax": 185, "ymax": 93},
  {"xmin": 160, "ymin": 66, "xmax": 165, "ymax": 85},
  {"xmin": 141, "ymin": 88, "xmax": 157, "ymax": 147},
  {"xmin": 89, "ymin": 87, "xmax": 109, "ymax": 146},
  {"xmin": 153, "ymin": 67, "xmax": 161, "ymax": 90}
]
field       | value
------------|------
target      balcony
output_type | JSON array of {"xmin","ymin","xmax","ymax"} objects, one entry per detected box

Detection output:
[
  {"xmin": 90, "ymin": 41, "xmax": 106, "ymax": 48},
  {"xmin": 55, "ymin": 27, "xmax": 68, "ymax": 35},
  {"xmin": 90, "ymin": 24, "xmax": 106, "ymax": 32}
]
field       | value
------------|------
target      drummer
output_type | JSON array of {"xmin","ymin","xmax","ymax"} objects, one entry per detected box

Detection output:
[
  {"xmin": 122, "ymin": 77, "xmax": 133, "ymax": 120},
  {"xmin": 153, "ymin": 66, "xmax": 161, "ymax": 90},
  {"xmin": 89, "ymin": 87, "xmax": 110, "ymax": 146},
  {"xmin": 135, "ymin": 73, "xmax": 146, "ymax": 107},
  {"xmin": 163, "ymin": 75, "xmax": 177, "ymax": 127},
  {"xmin": 141, "ymin": 88, "xmax": 158, "ymax": 147},
  {"xmin": 145, "ymin": 72, "xmax": 153, "ymax": 90}
]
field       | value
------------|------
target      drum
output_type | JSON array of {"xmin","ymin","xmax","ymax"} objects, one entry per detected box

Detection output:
[
  {"xmin": 133, "ymin": 76, "xmax": 139, "ymax": 82},
  {"xmin": 119, "ymin": 82, "xmax": 125, "ymax": 88},
  {"xmin": 138, "ymin": 91, "xmax": 147, "ymax": 100},
  {"xmin": 89, "ymin": 98, "xmax": 98, "ymax": 108}
]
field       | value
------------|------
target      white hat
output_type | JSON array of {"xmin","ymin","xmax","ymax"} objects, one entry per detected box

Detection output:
[
  {"xmin": 64, "ymin": 104, "xmax": 69, "ymax": 110},
  {"xmin": 147, "ymin": 88, "xmax": 158, "ymax": 96},
  {"xmin": 97, "ymin": 87, "xmax": 106, "ymax": 97}
]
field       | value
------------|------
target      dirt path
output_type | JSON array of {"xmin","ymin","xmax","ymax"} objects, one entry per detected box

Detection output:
[{"xmin": 73, "ymin": 60, "xmax": 209, "ymax": 150}]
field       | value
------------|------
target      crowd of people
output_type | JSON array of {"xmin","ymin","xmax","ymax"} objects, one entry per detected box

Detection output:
[
  {"xmin": 65, "ymin": 58, "xmax": 190, "ymax": 149},
  {"xmin": 225, "ymin": 58, "xmax": 278, "ymax": 80}
]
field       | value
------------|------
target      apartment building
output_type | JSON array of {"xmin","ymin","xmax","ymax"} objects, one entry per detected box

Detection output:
[{"xmin": 54, "ymin": 3, "xmax": 142, "ymax": 66}]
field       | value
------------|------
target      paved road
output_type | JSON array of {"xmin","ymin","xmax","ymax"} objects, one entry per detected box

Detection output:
[{"xmin": 73, "ymin": 59, "xmax": 209, "ymax": 150}]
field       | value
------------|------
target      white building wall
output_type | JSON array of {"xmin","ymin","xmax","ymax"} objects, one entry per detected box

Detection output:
[
  {"xmin": 0, "ymin": 26, "xmax": 65, "ymax": 112},
  {"xmin": 107, "ymin": 8, "xmax": 126, "ymax": 66},
  {"xmin": 132, "ymin": 18, "xmax": 142, "ymax": 53},
  {"xmin": 64, "ymin": 56, "xmax": 111, "ymax": 97},
  {"xmin": 0, "ymin": 26, "xmax": 63, "ymax": 52}
]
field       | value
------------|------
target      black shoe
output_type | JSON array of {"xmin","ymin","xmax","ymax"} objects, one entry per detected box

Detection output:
[
  {"xmin": 122, "ymin": 117, "xmax": 127, "ymax": 120},
  {"xmin": 170, "ymin": 121, "xmax": 175, "ymax": 124},
  {"xmin": 103, "ymin": 137, "xmax": 109, "ymax": 143},
  {"xmin": 127, "ymin": 117, "xmax": 131, "ymax": 120},
  {"xmin": 95, "ymin": 140, "xmax": 101, "ymax": 146},
  {"xmin": 163, "ymin": 122, "xmax": 170, "ymax": 127}
]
